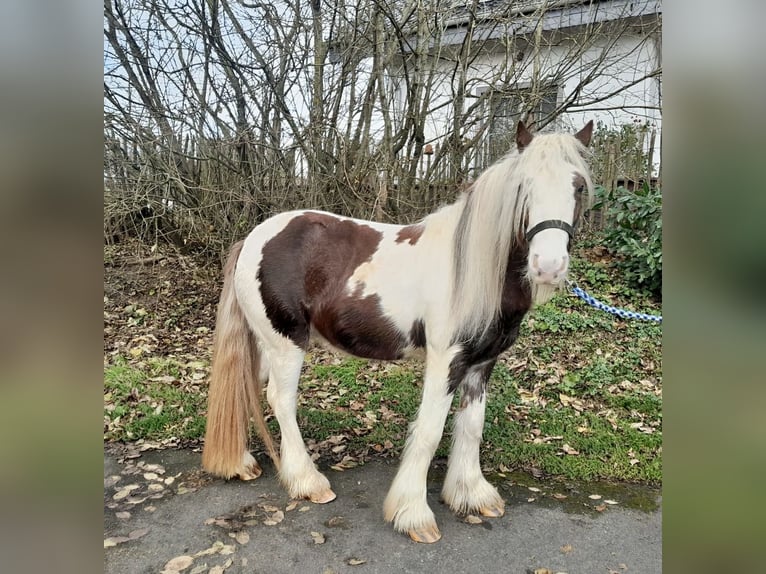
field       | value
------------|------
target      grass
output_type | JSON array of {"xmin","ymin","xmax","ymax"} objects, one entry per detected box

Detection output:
[
  {"xmin": 104, "ymin": 356, "xmax": 207, "ymax": 441},
  {"xmin": 104, "ymin": 236, "xmax": 662, "ymax": 484}
]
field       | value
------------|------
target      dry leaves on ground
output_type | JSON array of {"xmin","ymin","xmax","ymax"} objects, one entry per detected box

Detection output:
[
  {"xmin": 103, "ymin": 527, "xmax": 148, "ymax": 548},
  {"xmin": 464, "ymin": 515, "xmax": 483, "ymax": 524},
  {"xmin": 311, "ymin": 531, "xmax": 326, "ymax": 544},
  {"xmin": 161, "ymin": 555, "xmax": 194, "ymax": 573}
]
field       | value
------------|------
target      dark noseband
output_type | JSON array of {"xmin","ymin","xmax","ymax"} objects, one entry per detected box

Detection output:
[{"xmin": 525, "ymin": 220, "xmax": 576, "ymax": 243}]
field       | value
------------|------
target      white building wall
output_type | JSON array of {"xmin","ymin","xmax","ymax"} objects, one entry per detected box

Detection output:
[{"xmin": 409, "ymin": 30, "xmax": 660, "ymax": 170}]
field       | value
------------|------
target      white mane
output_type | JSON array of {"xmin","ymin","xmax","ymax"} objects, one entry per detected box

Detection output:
[{"xmin": 451, "ymin": 132, "xmax": 593, "ymax": 337}]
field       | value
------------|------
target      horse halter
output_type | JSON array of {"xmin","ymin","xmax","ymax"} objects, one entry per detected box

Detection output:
[{"xmin": 525, "ymin": 219, "xmax": 576, "ymax": 243}]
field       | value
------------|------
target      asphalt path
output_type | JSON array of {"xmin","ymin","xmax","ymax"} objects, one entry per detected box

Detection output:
[{"xmin": 104, "ymin": 448, "xmax": 661, "ymax": 574}]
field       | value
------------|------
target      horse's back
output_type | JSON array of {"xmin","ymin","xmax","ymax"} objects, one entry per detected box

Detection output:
[{"xmin": 235, "ymin": 210, "xmax": 436, "ymax": 360}]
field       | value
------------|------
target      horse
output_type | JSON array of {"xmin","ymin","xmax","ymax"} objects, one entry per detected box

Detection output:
[{"xmin": 202, "ymin": 120, "xmax": 594, "ymax": 543}]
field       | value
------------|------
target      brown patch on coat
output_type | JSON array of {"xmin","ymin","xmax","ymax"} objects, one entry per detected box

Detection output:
[
  {"xmin": 409, "ymin": 319, "xmax": 426, "ymax": 348},
  {"xmin": 258, "ymin": 212, "xmax": 407, "ymax": 359},
  {"xmin": 572, "ymin": 174, "xmax": 586, "ymax": 227},
  {"xmin": 395, "ymin": 224, "xmax": 424, "ymax": 245},
  {"xmin": 448, "ymin": 244, "xmax": 533, "ymax": 394}
]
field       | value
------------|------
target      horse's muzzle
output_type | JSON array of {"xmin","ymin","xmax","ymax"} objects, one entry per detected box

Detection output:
[{"xmin": 529, "ymin": 253, "xmax": 568, "ymax": 285}]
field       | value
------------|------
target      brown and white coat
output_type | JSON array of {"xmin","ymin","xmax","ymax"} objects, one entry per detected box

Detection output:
[{"xmin": 202, "ymin": 121, "xmax": 594, "ymax": 543}]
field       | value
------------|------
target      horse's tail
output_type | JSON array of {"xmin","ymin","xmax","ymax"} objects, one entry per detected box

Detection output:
[{"xmin": 202, "ymin": 240, "xmax": 280, "ymax": 479}]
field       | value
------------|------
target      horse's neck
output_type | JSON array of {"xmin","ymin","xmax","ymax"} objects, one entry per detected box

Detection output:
[{"xmin": 422, "ymin": 196, "xmax": 465, "ymax": 234}]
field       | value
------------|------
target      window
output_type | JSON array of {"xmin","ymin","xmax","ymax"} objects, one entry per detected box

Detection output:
[{"xmin": 483, "ymin": 83, "xmax": 559, "ymax": 164}]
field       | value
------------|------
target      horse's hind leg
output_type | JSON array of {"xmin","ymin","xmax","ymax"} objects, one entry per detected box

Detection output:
[
  {"xmin": 264, "ymin": 341, "xmax": 336, "ymax": 503},
  {"xmin": 442, "ymin": 363, "xmax": 505, "ymax": 518}
]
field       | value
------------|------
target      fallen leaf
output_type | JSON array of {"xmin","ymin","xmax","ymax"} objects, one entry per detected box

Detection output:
[
  {"xmin": 561, "ymin": 443, "xmax": 580, "ymax": 455},
  {"xmin": 528, "ymin": 487, "xmax": 541, "ymax": 493},
  {"xmin": 128, "ymin": 528, "xmax": 149, "ymax": 540},
  {"xmin": 594, "ymin": 504, "xmax": 607, "ymax": 512},
  {"xmin": 560, "ymin": 544, "xmax": 573, "ymax": 554},
  {"xmin": 143, "ymin": 472, "xmax": 159, "ymax": 480},
  {"xmin": 261, "ymin": 504, "xmax": 280, "ymax": 513},
  {"xmin": 234, "ymin": 531, "xmax": 249, "ymax": 545},
  {"xmin": 264, "ymin": 510, "xmax": 284, "ymax": 525},
  {"xmin": 148, "ymin": 483, "xmax": 165, "ymax": 492},
  {"xmin": 604, "ymin": 499, "xmax": 619, "ymax": 505},
  {"xmin": 162, "ymin": 555, "xmax": 194, "ymax": 572},
  {"xmin": 552, "ymin": 493, "xmax": 568, "ymax": 500},
  {"xmin": 311, "ymin": 531, "xmax": 326, "ymax": 544},
  {"xmin": 347, "ymin": 558, "xmax": 366, "ymax": 566},
  {"xmin": 105, "ymin": 475, "xmax": 122, "ymax": 488},
  {"xmin": 116, "ymin": 511, "xmax": 131, "ymax": 519},
  {"xmin": 164, "ymin": 476, "xmax": 176, "ymax": 485},
  {"xmin": 325, "ymin": 516, "xmax": 346, "ymax": 528},
  {"xmin": 588, "ymin": 494, "xmax": 602, "ymax": 500},
  {"xmin": 113, "ymin": 484, "xmax": 140, "ymax": 500},
  {"xmin": 298, "ymin": 506, "xmax": 311, "ymax": 512},
  {"xmin": 285, "ymin": 500, "xmax": 300, "ymax": 512},
  {"xmin": 104, "ymin": 536, "xmax": 131, "ymax": 548},
  {"xmin": 208, "ymin": 558, "xmax": 233, "ymax": 574},
  {"xmin": 189, "ymin": 565, "xmax": 208, "ymax": 574},
  {"xmin": 145, "ymin": 505, "xmax": 156, "ymax": 512},
  {"xmin": 527, "ymin": 497, "xmax": 536, "ymax": 502},
  {"xmin": 464, "ymin": 515, "xmax": 483, "ymax": 524},
  {"xmin": 193, "ymin": 541, "xmax": 226, "ymax": 557},
  {"xmin": 218, "ymin": 544, "xmax": 236, "ymax": 555}
]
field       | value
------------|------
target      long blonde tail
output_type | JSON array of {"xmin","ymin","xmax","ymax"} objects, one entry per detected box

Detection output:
[{"xmin": 201, "ymin": 240, "xmax": 279, "ymax": 478}]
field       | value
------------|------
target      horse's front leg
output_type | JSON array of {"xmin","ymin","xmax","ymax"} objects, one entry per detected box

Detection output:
[
  {"xmin": 383, "ymin": 351, "xmax": 454, "ymax": 543},
  {"xmin": 442, "ymin": 361, "xmax": 505, "ymax": 518}
]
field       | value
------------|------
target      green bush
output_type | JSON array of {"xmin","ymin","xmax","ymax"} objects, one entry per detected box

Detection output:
[{"xmin": 595, "ymin": 182, "xmax": 662, "ymax": 297}]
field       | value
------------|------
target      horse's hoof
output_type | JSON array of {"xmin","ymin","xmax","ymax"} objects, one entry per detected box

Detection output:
[
  {"xmin": 479, "ymin": 503, "xmax": 505, "ymax": 518},
  {"xmin": 308, "ymin": 488, "xmax": 337, "ymax": 504},
  {"xmin": 237, "ymin": 463, "xmax": 262, "ymax": 481},
  {"xmin": 408, "ymin": 525, "xmax": 442, "ymax": 544}
]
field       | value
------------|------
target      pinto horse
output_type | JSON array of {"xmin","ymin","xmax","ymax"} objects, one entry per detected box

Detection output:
[{"xmin": 202, "ymin": 120, "xmax": 594, "ymax": 543}]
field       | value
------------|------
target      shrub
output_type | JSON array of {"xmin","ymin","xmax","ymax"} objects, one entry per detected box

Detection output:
[{"xmin": 595, "ymin": 182, "xmax": 662, "ymax": 297}]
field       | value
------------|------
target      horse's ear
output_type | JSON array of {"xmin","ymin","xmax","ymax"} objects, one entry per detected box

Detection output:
[
  {"xmin": 516, "ymin": 120, "xmax": 534, "ymax": 151},
  {"xmin": 574, "ymin": 120, "xmax": 594, "ymax": 147}
]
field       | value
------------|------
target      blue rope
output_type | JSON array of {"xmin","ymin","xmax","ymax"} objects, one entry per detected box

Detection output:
[{"xmin": 566, "ymin": 280, "xmax": 662, "ymax": 323}]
